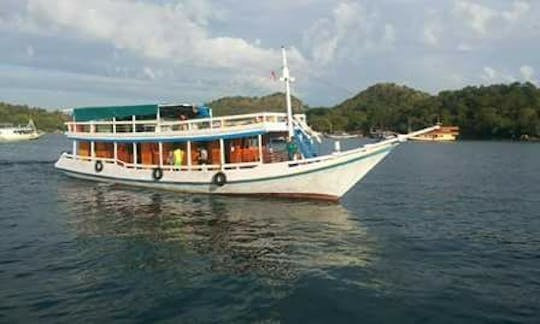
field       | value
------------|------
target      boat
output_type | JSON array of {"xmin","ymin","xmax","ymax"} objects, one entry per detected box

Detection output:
[
  {"xmin": 324, "ymin": 132, "xmax": 361, "ymax": 140},
  {"xmin": 0, "ymin": 119, "xmax": 44, "ymax": 142},
  {"xmin": 369, "ymin": 129, "xmax": 397, "ymax": 140},
  {"xmin": 409, "ymin": 125, "xmax": 459, "ymax": 142},
  {"xmin": 54, "ymin": 47, "xmax": 438, "ymax": 201}
]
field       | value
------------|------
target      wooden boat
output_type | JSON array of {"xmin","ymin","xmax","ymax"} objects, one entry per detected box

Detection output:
[
  {"xmin": 409, "ymin": 125, "xmax": 459, "ymax": 142},
  {"xmin": 54, "ymin": 48, "xmax": 438, "ymax": 201}
]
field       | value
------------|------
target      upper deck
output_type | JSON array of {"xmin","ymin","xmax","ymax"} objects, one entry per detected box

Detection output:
[{"xmin": 66, "ymin": 111, "xmax": 307, "ymax": 142}]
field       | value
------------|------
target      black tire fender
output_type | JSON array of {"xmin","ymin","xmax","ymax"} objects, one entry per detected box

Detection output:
[
  {"xmin": 94, "ymin": 160, "xmax": 104, "ymax": 173},
  {"xmin": 152, "ymin": 167, "xmax": 163, "ymax": 181},
  {"xmin": 212, "ymin": 172, "xmax": 227, "ymax": 187}
]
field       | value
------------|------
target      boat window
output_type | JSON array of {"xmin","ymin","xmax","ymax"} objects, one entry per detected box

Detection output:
[
  {"xmin": 95, "ymin": 142, "xmax": 114, "ymax": 159},
  {"xmin": 77, "ymin": 141, "xmax": 91, "ymax": 157}
]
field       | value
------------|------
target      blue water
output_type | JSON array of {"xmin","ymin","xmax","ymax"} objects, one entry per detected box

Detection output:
[{"xmin": 1, "ymin": 135, "xmax": 539, "ymax": 323}]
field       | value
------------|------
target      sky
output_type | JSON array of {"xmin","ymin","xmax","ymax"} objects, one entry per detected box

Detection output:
[{"xmin": 0, "ymin": 0, "xmax": 539, "ymax": 109}]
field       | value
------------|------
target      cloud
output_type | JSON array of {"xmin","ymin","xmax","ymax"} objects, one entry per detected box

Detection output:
[
  {"xmin": 0, "ymin": 0, "xmax": 538, "ymax": 108},
  {"xmin": 501, "ymin": 1, "xmax": 530, "ymax": 22},
  {"xmin": 423, "ymin": 22, "xmax": 441, "ymax": 46},
  {"xmin": 481, "ymin": 65, "xmax": 537, "ymax": 84},
  {"xmin": 453, "ymin": 0, "xmax": 497, "ymax": 36},
  {"xmin": 302, "ymin": 1, "xmax": 395, "ymax": 66},
  {"xmin": 421, "ymin": 8, "xmax": 447, "ymax": 47},
  {"xmin": 382, "ymin": 24, "xmax": 396, "ymax": 47},
  {"xmin": 453, "ymin": 0, "xmax": 531, "ymax": 36},
  {"xmin": 483, "ymin": 66, "xmax": 497, "ymax": 80},
  {"xmin": 519, "ymin": 65, "xmax": 536, "ymax": 84},
  {"xmin": 481, "ymin": 66, "xmax": 516, "ymax": 83},
  {"xmin": 26, "ymin": 44, "xmax": 34, "ymax": 57},
  {"xmin": 457, "ymin": 43, "xmax": 472, "ymax": 51},
  {"xmin": 173, "ymin": 0, "xmax": 226, "ymax": 26},
  {"xmin": 142, "ymin": 67, "xmax": 157, "ymax": 80},
  {"xmin": 0, "ymin": 0, "xmax": 313, "ymax": 108},
  {"xmin": 13, "ymin": 0, "xmax": 305, "ymax": 72}
]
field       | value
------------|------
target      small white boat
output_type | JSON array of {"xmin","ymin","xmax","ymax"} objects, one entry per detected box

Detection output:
[
  {"xmin": 0, "ymin": 119, "xmax": 44, "ymax": 142},
  {"xmin": 54, "ymin": 47, "xmax": 438, "ymax": 201},
  {"xmin": 325, "ymin": 132, "xmax": 361, "ymax": 140}
]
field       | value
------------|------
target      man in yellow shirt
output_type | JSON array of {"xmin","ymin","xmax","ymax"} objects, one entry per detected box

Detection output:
[{"xmin": 173, "ymin": 147, "xmax": 184, "ymax": 166}]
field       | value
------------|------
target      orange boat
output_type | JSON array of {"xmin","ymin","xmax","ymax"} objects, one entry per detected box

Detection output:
[{"xmin": 409, "ymin": 125, "xmax": 459, "ymax": 142}]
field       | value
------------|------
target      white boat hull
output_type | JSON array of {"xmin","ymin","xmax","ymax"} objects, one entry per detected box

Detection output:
[
  {"xmin": 55, "ymin": 143, "xmax": 396, "ymax": 201},
  {"xmin": 325, "ymin": 134, "xmax": 360, "ymax": 140},
  {"xmin": 0, "ymin": 131, "xmax": 43, "ymax": 142}
]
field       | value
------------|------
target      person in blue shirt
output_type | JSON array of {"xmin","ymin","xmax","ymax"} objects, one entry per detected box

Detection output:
[{"xmin": 193, "ymin": 105, "xmax": 210, "ymax": 118}]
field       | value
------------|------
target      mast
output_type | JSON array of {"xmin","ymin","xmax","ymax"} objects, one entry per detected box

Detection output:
[{"xmin": 281, "ymin": 46, "xmax": 295, "ymax": 139}]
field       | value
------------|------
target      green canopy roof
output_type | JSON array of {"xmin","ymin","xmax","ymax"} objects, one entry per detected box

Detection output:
[{"xmin": 73, "ymin": 104, "xmax": 158, "ymax": 122}]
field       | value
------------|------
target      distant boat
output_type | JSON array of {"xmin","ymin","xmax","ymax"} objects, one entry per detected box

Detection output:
[
  {"xmin": 409, "ymin": 125, "xmax": 459, "ymax": 142},
  {"xmin": 324, "ymin": 132, "xmax": 361, "ymax": 140},
  {"xmin": 368, "ymin": 129, "xmax": 398, "ymax": 141},
  {"xmin": 0, "ymin": 119, "xmax": 44, "ymax": 142}
]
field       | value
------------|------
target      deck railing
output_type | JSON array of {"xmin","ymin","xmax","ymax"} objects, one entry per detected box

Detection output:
[
  {"xmin": 62, "ymin": 152, "xmax": 263, "ymax": 172},
  {"xmin": 66, "ymin": 112, "xmax": 307, "ymax": 136},
  {"xmin": 60, "ymin": 138, "xmax": 386, "ymax": 173}
]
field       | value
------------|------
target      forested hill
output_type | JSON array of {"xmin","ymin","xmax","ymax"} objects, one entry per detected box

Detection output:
[
  {"xmin": 306, "ymin": 82, "xmax": 540, "ymax": 140},
  {"xmin": 2, "ymin": 82, "xmax": 539, "ymax": 139},
  {"xmin": 208, "ymin": 92, "xmax": 304, "ymax": 116},
  {"xmin": 307, "ymin": 83, "xmax": 431, "ymax": 134},
  {"xmin": 0, "ymin": 102, "xmax": 67, "ymax": 132}
]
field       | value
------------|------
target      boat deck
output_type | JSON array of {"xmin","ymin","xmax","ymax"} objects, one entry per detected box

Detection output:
[{"xmin": 66, "ymin": 112, "xmax": 305, "ymax": 141}]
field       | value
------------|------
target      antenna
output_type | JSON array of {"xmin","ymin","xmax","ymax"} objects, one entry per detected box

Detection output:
[{"xmin": 280, "ymin": 46, "xmax": 295, "ymax": 139}]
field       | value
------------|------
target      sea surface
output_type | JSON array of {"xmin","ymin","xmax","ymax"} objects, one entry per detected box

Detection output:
[{"xmin": 1, "ymin": 135, "xmax": 539, "ymax": 323}]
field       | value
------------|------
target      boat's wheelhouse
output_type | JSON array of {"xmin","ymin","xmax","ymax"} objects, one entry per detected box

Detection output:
[{"xmin": 64, "ymin": 103, "xmax": 320, "ymax": 172}]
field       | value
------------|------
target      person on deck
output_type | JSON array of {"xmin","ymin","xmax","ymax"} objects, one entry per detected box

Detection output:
[
  {"xmin": 178, "ymin": 114, "xmax": 188, "ymax": 130},
  {"xmin": 198, "ymin": 146, "xmax": 208, "ymax": 165},
  {"xmin": 173, "ymin": 147, "xmax": 184, "ymax": 166},
  {"xmin": 286, "ymin": 137, "xmax": 298, "ymax": 161},
  {"xmin": 193, "ymin": 105, "xmax": 210, "ymax": 119},
  {"xmin": 167, "ymin": 151, "xmax": 174, "ymax": 165}
]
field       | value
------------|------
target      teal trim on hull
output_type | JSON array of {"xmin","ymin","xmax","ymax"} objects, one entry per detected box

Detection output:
[{"xmin": 233, "ymin": 146, "xmax": 394, "ymax": 184}]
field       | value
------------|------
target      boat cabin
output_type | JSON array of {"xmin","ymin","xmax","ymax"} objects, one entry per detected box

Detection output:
[{"xmin": 65, "ymin": 103, "xmax": 319, "ymax": 172}]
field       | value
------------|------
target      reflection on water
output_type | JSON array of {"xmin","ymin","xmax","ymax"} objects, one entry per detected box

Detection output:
[{"xmin": 57, "ymin": 181, "xmax": 376, "ymax": 282}]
